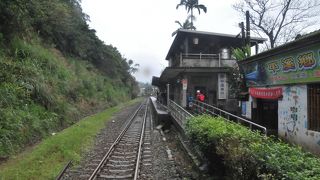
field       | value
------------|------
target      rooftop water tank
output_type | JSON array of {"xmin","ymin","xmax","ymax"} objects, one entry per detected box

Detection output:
[{"xmin": 220, "ymin": 48, "xmax": 230, "ymax": 59}]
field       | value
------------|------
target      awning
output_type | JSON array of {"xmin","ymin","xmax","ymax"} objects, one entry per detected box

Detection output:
[
  {"xmin": 249, "ymin": 87, "xmax": 283, "ymax": 100},
  {"xmin": 159, "ymin": 67, "xmax": 230, "ymax": 82},
  {"xmin": 151, "ymin": 76, "xmax": 161, "ymax": 87}
]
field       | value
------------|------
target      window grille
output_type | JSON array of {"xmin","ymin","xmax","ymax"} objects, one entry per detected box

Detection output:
[{"xmin": 308, "ymin": 84, "xmax": 320, "ymax": 131}]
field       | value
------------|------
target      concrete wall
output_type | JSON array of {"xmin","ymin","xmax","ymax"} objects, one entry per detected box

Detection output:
[
  {"xmin": 241, "ymin": 85, "xmax": 320, "ymax": 154},
  {"xmin": 182, "ymin": 58, "xmax": 219, "ymax": 67},
  {"xmin": 278, "ymin": 85, "xmax": 320, "ymax": 155},
  {"xmin": 181, "ymin": 58, "xmax": 236, "ymax": 68}
]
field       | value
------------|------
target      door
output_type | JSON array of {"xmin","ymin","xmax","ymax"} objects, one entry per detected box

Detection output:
[{"xmin": 257, "ymin": 99, "xmax": 278, "ymax": 135}]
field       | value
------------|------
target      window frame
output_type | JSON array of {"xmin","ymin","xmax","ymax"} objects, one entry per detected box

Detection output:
[{"xmin": 308, "ymin": 84, "xmax": 320, "ymax": 132}]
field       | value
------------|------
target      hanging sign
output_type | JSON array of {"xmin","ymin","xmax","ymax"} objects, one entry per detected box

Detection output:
[
  {"xmin": 218, "ymin": 73, "xmax": 227, "ymax": 99},
  {"xmin": 182, "ymin": 79, "xmax": 188, "ymax": 90},
  {"xmin": 249, "ymin": 87, "xmax": 282, "ymax": 99}
]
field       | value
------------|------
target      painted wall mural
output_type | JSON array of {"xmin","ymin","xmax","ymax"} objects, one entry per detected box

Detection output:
[
  {"xmin": 278, "ymin": 85, "xmax": 320, "ymax": 154},
  {"xmin": 278, "ymin": 86, "xmax": 307, "ymax": 136},
  {"xmin": 241, "ymin": 44, "xmax": 320, "ymax": 87}
]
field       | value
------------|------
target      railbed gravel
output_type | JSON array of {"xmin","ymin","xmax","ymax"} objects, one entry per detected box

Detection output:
[{"xmin": 62, "ymin": 101, "xmax": 202, "ymax": 179}]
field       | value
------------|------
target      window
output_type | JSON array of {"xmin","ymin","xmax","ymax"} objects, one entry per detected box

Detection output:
[{"xmin": 308, "ymin": 84, "xmax": 320, "ymax": 131}]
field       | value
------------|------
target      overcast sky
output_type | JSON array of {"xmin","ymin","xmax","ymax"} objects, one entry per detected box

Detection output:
[{"xmin": 81, "ymin": 0, "xmax": 244, "ymax": 83}]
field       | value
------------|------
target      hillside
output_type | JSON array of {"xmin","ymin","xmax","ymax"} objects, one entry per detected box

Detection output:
[{"xmin": 0, "ymin": 0, "xmax": 139, "ymax": 159}]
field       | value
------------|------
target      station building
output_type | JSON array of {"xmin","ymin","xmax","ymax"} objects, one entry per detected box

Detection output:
[
  {"xmin": 152, "ymin": 29, "xmax": 265, "ymax": 113},
  {"xmin": 238, "ymin": 30, "xmax": 320, "ymax": 154}
]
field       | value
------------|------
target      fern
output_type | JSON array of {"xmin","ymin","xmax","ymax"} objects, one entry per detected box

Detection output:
[{"xmin": 232, "ymin": 45, "xmax": 251, "ymax": 61}]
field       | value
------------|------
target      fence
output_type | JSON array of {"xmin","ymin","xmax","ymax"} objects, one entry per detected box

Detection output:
[{"xmin": 167, "ymin": 99, "xmax": 194, "ymax": 128}]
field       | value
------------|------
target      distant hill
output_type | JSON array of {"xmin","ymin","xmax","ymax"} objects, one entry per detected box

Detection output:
[{"xmin": 0, "ymin": 0, "xmax": 139, "ymax": 159}]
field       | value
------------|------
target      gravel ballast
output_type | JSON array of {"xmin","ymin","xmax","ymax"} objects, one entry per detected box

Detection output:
[{"xmin": 62, "ymin": 100, "xmax": 202, "ymax": 179}]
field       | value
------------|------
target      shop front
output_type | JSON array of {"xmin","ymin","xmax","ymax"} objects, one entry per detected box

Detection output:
[
  {"xmin": 249, "ymin": 87, "xmax": 282, "ymax": 135},
  {"xmin": 239, "ymin": 31, "xmax": 320, "ymax": 154}
]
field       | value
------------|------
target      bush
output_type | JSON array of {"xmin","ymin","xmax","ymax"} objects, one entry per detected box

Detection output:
[{"xmin": 186, "ymin": 115, "xmax": 320, "ymax": 179}]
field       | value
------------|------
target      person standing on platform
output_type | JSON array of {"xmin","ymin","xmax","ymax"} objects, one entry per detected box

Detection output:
[
  {"xmin": 196, "ymin": 90, "xmax": 205, "ymax": 102},
  {"xmin": 196, "ymin": 90, "xmax": 205, "ymax": 113}
]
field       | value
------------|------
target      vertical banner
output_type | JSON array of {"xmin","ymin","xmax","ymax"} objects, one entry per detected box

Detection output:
[
  {"xmin": 218, "ymin": 73, "xmax": 227, "ymax": 99},
  {"xmin": 181, "ymin": 79, "xmax": 187, "ymax": 107},
  {"xmin": 241, "ymin": 101, "xmax": 246, "ymax": 116}
]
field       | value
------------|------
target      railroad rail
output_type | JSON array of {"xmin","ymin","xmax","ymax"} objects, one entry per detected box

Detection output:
[{"xmin": 88, "ymin": 100, "xmax": 152, "ymax": 180}]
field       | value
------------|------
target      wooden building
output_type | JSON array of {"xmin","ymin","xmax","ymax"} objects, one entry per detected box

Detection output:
[{"xmin": 153, "ymin": 29, "xmax": 265, "ymax": 113}]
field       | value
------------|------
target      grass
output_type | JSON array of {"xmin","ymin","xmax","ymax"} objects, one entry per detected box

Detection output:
[
  {"xmin": 0, "ymin": 98, "xmax": 143, "ymax": 180},
  {"xmin": 0, "ymin": 38, "xmax": 137, "ymax": 158}
]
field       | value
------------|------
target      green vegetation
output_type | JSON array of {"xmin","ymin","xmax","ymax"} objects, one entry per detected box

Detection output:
[
  {"xmin": 176, "ymin": 0, "xmax": 207, "ymax": 27},
  {"xmin": 0, "ymin": 99, "xmax": 141, "ymax": 179},
  {"xmin": 172, "ymin": 17, "xmax": 196, "ymax": 37},
  {"xmin": 0, "ymin": 0, "xmax": 139, "ymax": 159},
  {"xmin": 227, "ymin": 45, "xmax": 251, "ymax": 97},
  {"xmin": 186, "ymin": 115, "xmax": 320, "ymax": 179},
  {"xmin": 231, "ymin": 45, "xmax": 251, "ymax": 61}
]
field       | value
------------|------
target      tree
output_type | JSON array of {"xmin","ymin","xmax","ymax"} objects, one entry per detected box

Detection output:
[
  {"xmin": 172, "ymin": 16, "xmax": 196, "ymax": 36},
  {"xmin": 127, "ymin": 59, "xmax": 139, "ymax": 74},
  {"xmin": 176, "ymin": 0, "xmax": 207, "ymax": 27},
  {"xmin": 234, "ymin": 0, "xmax": 320, "ymax": 49},
  {"xmin": 228, "ymin": 46, "xmax": 251, "ymax": 97}
]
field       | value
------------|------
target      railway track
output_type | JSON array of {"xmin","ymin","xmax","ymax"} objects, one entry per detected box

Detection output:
[{"xmin": 87, "ymin": 100, "xmax": 153, "ymax": 180}]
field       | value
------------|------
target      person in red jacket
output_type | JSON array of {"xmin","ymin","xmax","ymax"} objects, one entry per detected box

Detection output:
[
  {"xmin": 196, "ymin": 90, "xmax": 205, "ymax": 102},
  {"xmin": 195, "ymin": 90, "xmax": 205, "ymax": 113}
]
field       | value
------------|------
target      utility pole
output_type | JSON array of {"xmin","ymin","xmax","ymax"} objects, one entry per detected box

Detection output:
[
  {"xmin": 246, "ymin": 11, "xmax": 251, "ymax": 54},
  {"xmin": 239, "ymin": 22, "xmax": 245, "ymax": 47}
]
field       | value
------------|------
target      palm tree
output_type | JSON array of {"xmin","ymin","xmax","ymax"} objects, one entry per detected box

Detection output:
[
  {"xmin": 172, "ymin": 18, "xmax": 196, "ymax": 37},
  {"xmin": 176, "ymin": 0, "xmax": 207, "ymax": 26}
]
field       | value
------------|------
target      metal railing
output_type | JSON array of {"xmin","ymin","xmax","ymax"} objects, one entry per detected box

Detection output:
[
  {"xmin": 181, "ymin": 53, "xmax": 220, "ymax": 60},
  {"xmin": 178, "ymin": 53, "xmax": 236, "ymax": 68},
  {"xmin": 180, "ymin": 53, "xmax": 222, "ymax": 68},
  {"xmin": 191, "ymin": 100, "xmax": 267, "ymax": 135},
  {"xmin": 168, "ymin": 99, "xmax": 194, "ymax": 128}
]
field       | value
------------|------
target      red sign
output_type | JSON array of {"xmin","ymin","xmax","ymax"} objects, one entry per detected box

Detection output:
[{"xmin": 249, "ymin": 87, "xmax": 283, "ymax": 99}]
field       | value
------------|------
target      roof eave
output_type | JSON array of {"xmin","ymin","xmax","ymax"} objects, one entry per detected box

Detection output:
[
  {"xmin": 165, "ymin": 29, "xmax": 267, "ymax": 60},
  {"xmin": 239, "ymin": 31, "xmax": 320, "ymax": 65}
]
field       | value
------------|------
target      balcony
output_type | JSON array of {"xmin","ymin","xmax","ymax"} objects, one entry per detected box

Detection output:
[{"xmin": 176, "ymin": 53, "xmax": 236, "ymax": 68}]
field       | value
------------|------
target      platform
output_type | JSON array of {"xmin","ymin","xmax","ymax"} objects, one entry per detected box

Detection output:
[
  {"xmin": 150, "ymin": 97, "xmax": 168, "ymax": 115},
  {"xmin": 149, "ymin": 97, "xmax": 171, "ymax": 129}
]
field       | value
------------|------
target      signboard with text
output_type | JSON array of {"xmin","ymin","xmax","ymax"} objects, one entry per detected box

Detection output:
[
  {"xmin": 249, "ymin": 87, "xmax": 282, "ymax": 99},
  {"xmin": 218, "ymin": 73, "xmax": 227, "ymax": 99},
  {"xmin": 242, "ymin": 44, "xmax": 320, "ymax": 87}
]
